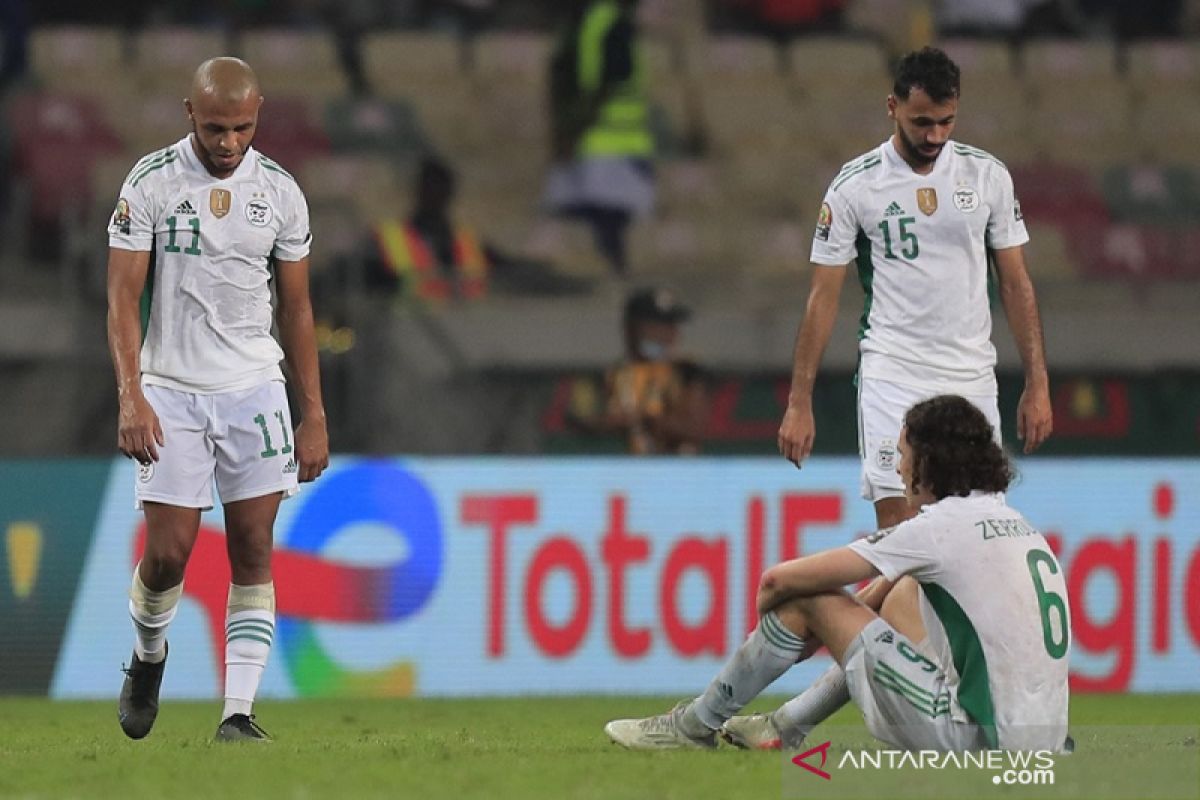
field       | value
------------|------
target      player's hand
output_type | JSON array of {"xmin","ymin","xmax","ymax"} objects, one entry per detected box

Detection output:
[
  {"xmin": 294, "ymin": 416, "xmax": 329, "ymax": 482},
  {"xmin": 117, "ymin": 393, "xmax": 163, "ymax": 465},
  {"xmin": 1017, "ymin": 383, "xmax": 1053, "ymax": 454},
  {"xmin": 778, "ymin": 403, "xmax": 816, "ymax": 468}
]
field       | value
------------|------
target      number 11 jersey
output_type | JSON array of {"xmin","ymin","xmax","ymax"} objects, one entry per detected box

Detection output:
[{"xmin": 108, "ymin": 135, "xmax": 312, "ymax": 393}]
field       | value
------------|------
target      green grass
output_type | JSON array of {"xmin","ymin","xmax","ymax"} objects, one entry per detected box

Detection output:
[{"xmin": 0, "ymin": 695, "xmax": 1196, "ymax": 800}]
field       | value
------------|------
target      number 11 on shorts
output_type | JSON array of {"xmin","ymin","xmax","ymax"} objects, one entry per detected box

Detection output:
[{"xmin": 253, "ymin": 411, "xmax": 293, "ymax": 459}]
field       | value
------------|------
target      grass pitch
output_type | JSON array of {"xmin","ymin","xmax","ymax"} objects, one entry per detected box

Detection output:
[{"xmin": 0, "ymin": 694, "xmax": 1197, "ymax": 800}]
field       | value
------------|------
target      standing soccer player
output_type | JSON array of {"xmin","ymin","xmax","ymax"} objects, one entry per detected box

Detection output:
[
  {"xmin": 106, "ymin": 57, "xmax": 328, "ymax": 742},
  {"xmin": 730, "ymin": 46, "xmax": 1054, "ymax": 749}
]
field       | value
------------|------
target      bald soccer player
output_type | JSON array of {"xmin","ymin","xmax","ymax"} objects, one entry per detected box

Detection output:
[{"xmin": 107, "ymin": 57, "xmax": 328, "ymax": 742}]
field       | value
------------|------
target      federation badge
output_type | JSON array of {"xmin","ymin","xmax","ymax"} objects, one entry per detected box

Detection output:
[
  {"xmin": 137, "ymin": 461, "xmax": 154, "ymax": 483},
  {"xmin": 815, "ymin": 201, "xmax": 832, "ymax": 241},
  {"xmin": 245, "ymin": 199, "xmax": 273, "ymax": 227},
  {"xmin": 953, "ymin": 186, "xmax": 980, "ymax": 213},
  {"xmin": 916, "ymin": 188, "xmax": 938, "ymax": 216},
  {"xmin": 210, "ymin": 188, "xmax": 232, "ymax": 219},
  {"xmin": 876, "ymin": 438, "xmax": 897, "ymax": 470},
  {"xmin": 111, "ymin": 198, "xmax": 132, "ymax": 235}
]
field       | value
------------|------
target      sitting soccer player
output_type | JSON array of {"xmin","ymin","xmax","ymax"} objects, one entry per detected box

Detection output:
[{"xmin": 605, "ymin": 394, "xmax": 1070, "ymax": 753}]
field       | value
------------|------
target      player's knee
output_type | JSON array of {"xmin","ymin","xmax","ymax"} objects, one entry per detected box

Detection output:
[
  {"xmin": 140, "ymin": 547, "xmax": 190, "ymax": 588},
  {"xmin": 227, "ymin": 531, "xmax": 273, "ymax": 577}
]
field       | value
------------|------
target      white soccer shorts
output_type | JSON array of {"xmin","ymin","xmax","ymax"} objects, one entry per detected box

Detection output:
[
  {"xmin": 843, "ymin": 617, "xmax": 989, "ymax": 752},
  {"xmin": 134, "ymin": 381, "xmax": 299, "ymax": 510},
  {"xmin": 857, "ymin": 377, "xmax": 1001, "ymax": 501}
]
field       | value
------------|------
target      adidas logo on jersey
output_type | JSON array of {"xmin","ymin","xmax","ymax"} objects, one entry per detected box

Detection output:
[
  {"xmin": 884, "ymin": 201, "xmax": 905, "ymax": 217},
  {"xmin": 874, "ymin": 630, "xmax": 895, "ymax": 645},
  {"xmin": 173, "ymin": 200, "xmax": 197, "ymax": 216},
  {"xmin": 282, "ymin": 458, "xmax": 298, "ymax": 475}
]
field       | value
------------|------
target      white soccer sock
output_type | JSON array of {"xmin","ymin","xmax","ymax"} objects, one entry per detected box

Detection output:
[
  {"xmin": 128, "ymin": 563, "xmax": 182, "ymax": 665},
  {"xmin": 685, "ymin": 612, "xmax": 807, "ymax": 734},
  {"xmin": 771, "ymin": 662, "xmax": 851, "ymax": 741},
  {"xmin": 223, "ymin": 582, "xmax": 275, "ymax": 720}
]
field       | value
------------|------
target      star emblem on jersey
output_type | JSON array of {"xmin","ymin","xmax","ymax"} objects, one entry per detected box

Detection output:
[
  {"xmin": 953, "ymin": 187, "xmax": 980, "ymax": 213},
  {"xmin": 916, "ymin": 188, "xmax": 938, "ymax": 216},
  {"xmin": 245, "ymin": 199, "xmax": 273, "ymax": 227},
  {"xmin": 884, "ymin": 201, "xmax": 905, "ymax": 217},
  {"xmin": 173, "ymin": 200, "xmax": 197, "ymax": 216},
  {"xmin": 210, "ymin": 188, "xmax": 232, "ymax": 219}
]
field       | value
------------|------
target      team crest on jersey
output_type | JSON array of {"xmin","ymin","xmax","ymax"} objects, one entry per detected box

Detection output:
[
  {"xmin": 916, "ymin": 188, "xmax": 938, "ymax": 216},
  {"xmin": 111, "ymin": 198, "xmax": 131, "ymax": 235},
  {"xmin": 953, "ymin": 187, "xmax": 980, "ymax": 213},
  {"xmin": 245, "ymin": 199, "xmax": 273, "ymax": 227},
  {"xmin": 876, "ymin": 438, "xmax": 897, "ymax": 470},
  {"xmin": 210, "ymin": 188, "xmax": 232, "ymax": 219},
  {"xmin": 137, "ymin": 461, "xmax": 154, "ymax": 483},
  {"xmin": 815, "ymin": 202, "xmax": 832, "ymax": 241}
]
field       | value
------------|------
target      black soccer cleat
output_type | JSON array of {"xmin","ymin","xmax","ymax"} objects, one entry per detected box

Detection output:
[
  {"xmin": 118, "ymin": 645, "xmax": 167, "ymax": 740},
  {"xmin": 215, "ymin": 713, "xmax": 272, "ymax": 743}
]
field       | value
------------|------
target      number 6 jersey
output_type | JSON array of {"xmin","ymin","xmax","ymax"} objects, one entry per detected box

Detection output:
[
  {"xmin": 108, "ymin": 135, "xmax": 312, "ymax": 393},
  {"xmin": 810, "ymin": 139, "xmax": 1028, "ymax": 396},
  {"xmin": 847, "ymin": 491, "xmax": 1070, "ymax": 751}
]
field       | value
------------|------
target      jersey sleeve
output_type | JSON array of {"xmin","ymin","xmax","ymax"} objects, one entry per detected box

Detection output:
[
  {"xmin": 810, "ymin": 184, "xmax": 859, "ymax": 266},
  {"xmin": 846, "ymin": 517, "xmax": 941, "ymax": 582},
  {"xmin": 107, "ymin": 177, "xmax": 156, "ymax": 251},
  {"xmin": 273, "ymin": 183, "xmax": 312, "ymax": 262},
  {"xmin": 985, "ymin": 165, "xmax": 1029, "ymax": 250}
]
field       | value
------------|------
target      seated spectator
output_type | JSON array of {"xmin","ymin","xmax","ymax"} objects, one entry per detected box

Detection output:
[
  {"xmin": 570, "ymin": 287, "xmax": 708, "ymax": 454},
  {"xmin": 365, "ymin": 157, "xmax": 592, "ymax": 301}
]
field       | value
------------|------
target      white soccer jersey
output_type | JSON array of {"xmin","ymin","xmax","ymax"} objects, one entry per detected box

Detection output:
[
  {"xmin": 811, "ymin": 139, "xmax": 1028, "ymax": 394},
  {"xmin": 848, "ymin": 492, "xmax": 1070, "ymax": 751},
  {"xmin": 108, "ymin": 136, "xmax": 312, "ymax": 393}
]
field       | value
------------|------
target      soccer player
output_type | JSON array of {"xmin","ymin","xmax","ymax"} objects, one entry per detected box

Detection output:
[
  {"xmin": 106, "ymin": 57, "xmax": 328, "ymax": 742},
  {"xmin": 722, "ymin": 45, "xmax": 1055, "ymax": 749},
  {"xmin": 605, "ymin": 395, "xmax": 1070, "ymax": 753}
]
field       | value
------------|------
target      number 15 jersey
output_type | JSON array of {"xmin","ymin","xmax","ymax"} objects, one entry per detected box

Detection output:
[
  {"xmin": 810, "ymin": 139, "xmax": 1028, "ymax": 395},
  {"xmin": 108, "ymin": 135, "xmax": 312, "ymax": 394}
]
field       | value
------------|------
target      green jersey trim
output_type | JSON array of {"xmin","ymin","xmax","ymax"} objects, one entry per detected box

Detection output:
[
  {"xmin": 921, "ymin": 581, "xmax": 999, "ymax": 748},
  {"xmin": 130, "ymin": 152, "xmax": 179, "ymax": 187},
  {"xmin": 832, "ymin": 156, "xmax": 882, "ymax": 191},
  {"xmin": 952, "ymin": 144, "xmax": 1004, "ymax": 167},
  {"xmin": 258, "ymin": 155, "xmax": 296, "ymax": 183}
]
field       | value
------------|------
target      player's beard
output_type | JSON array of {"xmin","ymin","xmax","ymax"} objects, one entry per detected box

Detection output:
[
  {"xmin": 191, "ymin": 122, "xmax": 253, "ymax": 176},
  {"xmin": 896, "ymin": 127, "xmax": 942, "ymax": 167}
]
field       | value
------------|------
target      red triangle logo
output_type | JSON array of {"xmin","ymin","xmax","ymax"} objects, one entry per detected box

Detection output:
[{"xmin": 791, "ymin": 740, "xmax": 832, "ymax": 780}]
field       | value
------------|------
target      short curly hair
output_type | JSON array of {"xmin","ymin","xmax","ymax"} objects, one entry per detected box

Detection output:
[
  {"xmin": 903, "ymin": 395, "xmax": 1011, "ymax": 499},
  {"xmin": 893, "ymin": 47, "xmax": 961, "ymax": 104}
]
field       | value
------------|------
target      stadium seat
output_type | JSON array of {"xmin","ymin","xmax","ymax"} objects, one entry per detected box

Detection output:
[
  {"xmin": 953, "ymin": 83, "xmax": 1032, "ymax": 164},
  {"xmin": 1125, "ymin": 40, "xmax": 1200, "ymax": 98},
  {"xmin": 1021, "ymin": 40, "xmax": 1118, "ymax": 96},
  {"xmin": 1030, "ymin": 83, "xmax": 1132, "ymax": 167},
  {"xmin": 362, "ymin": 32, "xmax": 466, "ymax": 96},
  {"xmin": 1023, "ymin": 222, "xmax": 1080, "ymax": 281},
  {"xmin": 788, "ymin": 38, "xmax": 888, "ymax": 96},
  {"xmin": 29, "ymin": 27, "xmax": 126, "ymax": 94},
  {"xmin": 703, "ymin": 36, "xmax": 783, "ymax": 79},
  {"xmin": 471, "ymin": 32, "xmax": 552, "ymax": 82},
  {"xmin": 1010, "ymin": 161, "xmax": 1110, "ymax": 232},
  {"xmin": 1134, "ymin": 94, "xmax": 1200, "ymax": 166},
  {"xmin": 1100, "ymin": 165, "xmax": 1200, "ymax": 226},
  {"xmin": 656, "ymin": 160, "xmax": 724, "ymax": 216},
  {"xmin": 324, "ymin": 97, "xmax": 431, "ymax": 162},
  {"xmin": 300, "ymin": 155, "xmax": 405, "ymax": 222},
  {"xmin": 237, "ymin": 29, "xmax": 347, "ymax": 99},
  {"xmin": 105, "ymin": 92, "xmax": 189, "ymax": 159},
  {"xmin": 250, "ymin": 96, "xmax": 331, "ymax": 174},
  {"xmin": 134, "ymin": 27, "xmax": 229, "ymax": 92},
  {"xmin": 938, "ymin": 39, "xmax": 1017, "ymax": 82},
  {"xmin": 521, "ymin": 218, "xmax": 611, "ymax": 278}
]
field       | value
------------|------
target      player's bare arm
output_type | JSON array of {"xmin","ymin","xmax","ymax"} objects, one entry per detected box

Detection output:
[
  {"xmin": 275, "ymin": 257, "xmax": 329, "ymax": 482},
  {"xmin": 106, "ymin": 247, "xmax": 163, "ymax": 465},
  {"xmin": 756, "ymin": 546, "xmax": 879, "ymax": 616},
  {"xmin": 779, "ymin": 264, "xmax": 848, "ymax": 468},
  {"xmin": 993, "ymin": 245, "xmax": 1053, "ymax": 453}
]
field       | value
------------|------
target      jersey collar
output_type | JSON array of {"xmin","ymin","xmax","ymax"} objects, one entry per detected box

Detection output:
[
  {"xmin": 179, "ymin": 134, "xmax": 257, "ymax": 182},
  {"xmin": 883, "ymin": 136, "xmax": 953, "ymax": 178}
]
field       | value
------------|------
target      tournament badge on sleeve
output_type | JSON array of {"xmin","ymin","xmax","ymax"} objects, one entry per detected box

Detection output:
[
  {"xmin": 916, "ymin": 188, "xmax": 938, "ymax": 216},
  {"xmin": 210, "ymin": 188, "xmax": 232, "ymax": 219},
  {"xmin": 815, "ymin": 202, "xmax": 832, "ymax": 241},
  {"xmin": 110, "ymin": 198, "xmax": 132, "ymax": 235}
]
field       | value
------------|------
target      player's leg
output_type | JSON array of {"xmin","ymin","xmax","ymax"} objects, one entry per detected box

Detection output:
[
  {"xmin": 121, "ymin": 385, "xmax": 213, "ymax": 740},
  {"xmin": 211, "ymin": 381, "xmax": 298, "ymax": 742},
  {"xmin": 604, "ymin": 598, "xmax": 816, "ymax": 749},
  {"xmin": 217, "ymin": 491, "xmax": 282, "ymax": 742}
]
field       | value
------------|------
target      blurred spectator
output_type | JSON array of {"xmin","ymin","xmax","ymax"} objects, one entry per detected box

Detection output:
[
  {"xmin": 364, "ymin": 157, "xmax": 593, "ymax": 301},
  {"xmin": 0, "ymin": 0, "xmax": 30, "ymax": 91},
  {"xmin": 543, "ymin": 0, "xmax": 655, "ymax": 277},
  {"xmin": 718, "ymin": 0, "xmax": 845, "ymax": 41},
  {"xmin": 935, "ymin": 0, "xmax": 1034, "ymax": 38},
  {"xmin": 570, "ymin": 287, "xmax": 708, "ymax": 454}
]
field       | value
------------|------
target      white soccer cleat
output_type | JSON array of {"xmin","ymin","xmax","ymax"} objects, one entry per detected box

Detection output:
[
  {"xmin": 721, "ymin": 713, "xmax": 798, "ymax": 751},
  {"xmin": 604, "ymin": 702, "xmax": 717, "ymax": 750}
]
